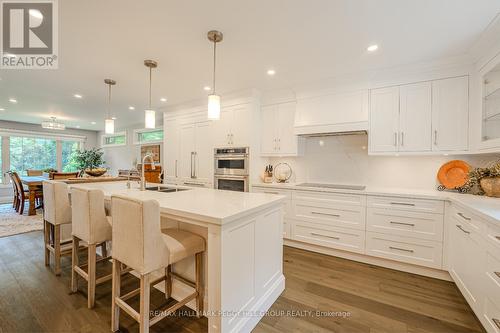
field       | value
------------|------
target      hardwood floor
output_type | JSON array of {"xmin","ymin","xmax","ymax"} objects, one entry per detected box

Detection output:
[{"xmin": 0, "ymin": 231, "xmax": 484, "ymax": 333}]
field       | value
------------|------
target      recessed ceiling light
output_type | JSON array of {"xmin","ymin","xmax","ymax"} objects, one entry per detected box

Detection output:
[
  {"xmin": 111, "ymin": 117, "xmax": 117, "ymax": 120},
  {"xmin": 367, "ymin": 44, "xmax": 379, "ymax": 52},
  {"xmin": 73, "ymin": 94, "xmax": 83, "ymax": 99},
  {"xmin": 128, "ymin": 106, "xmax": 135, "ymax": 110},
  {"xmin": 91, "ymin": 121, "xmax": 96, "ymax": 125},
  {"xmin": 8, "ymin": 98, "xmax": 17, "ymax": 103},
  {"xmin": 0, "ymin": 108, "xmax": 5, "ymax": 111},
  {"xmin": 267, "ymin": 69, "xmax": 276, "ymax": 76},
  {"xmin": 160, "ymin": 97, "xmax": 167, "ymax": 102},
  {"xmin": 75, "ymin": 125, "xmax": 80, "ymax": 129},
  {"xmin": 203, "ymin": 86, "xmax": 211, "ymax": 91}
]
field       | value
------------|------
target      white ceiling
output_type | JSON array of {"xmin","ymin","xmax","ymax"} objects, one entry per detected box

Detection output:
[{"xmin": 0, "ymin": 0, "xmax": 499, "ymax": 131}]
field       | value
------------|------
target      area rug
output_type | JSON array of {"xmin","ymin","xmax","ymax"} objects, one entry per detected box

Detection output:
[{"xmin": 0, "ymin": 204, "xmax": 43, "ymax": 238}]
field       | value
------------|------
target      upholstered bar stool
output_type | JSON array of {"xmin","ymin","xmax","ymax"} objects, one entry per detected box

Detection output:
[
  {"xmin": 110, "ymin": 195, "xmax": 205, "ymax": 333},
  {"xmin": 42, "ymin": 180, "xmax": 73, "ymax": 275},
  {"xmin": 70, "ymin": 187, "xmax": 113, "ymax": 308}
]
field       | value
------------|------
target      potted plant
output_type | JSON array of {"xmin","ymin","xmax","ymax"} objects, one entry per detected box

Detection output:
[
  {"xmin": 464, "ymin": 161, "xmax": 500, "ymax": 197},
  {"xmin": 74, "ymin": 148, "xmax": 107, "ymax": 177}
]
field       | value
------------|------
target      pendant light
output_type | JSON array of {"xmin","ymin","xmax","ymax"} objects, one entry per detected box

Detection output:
[
  {"xmin": 104, "ymin": 79, "xmax": 116, "ymax": 134},
  {"xmin": 41, "ymin": 117, "xmax": 65, "ymax": 130},
  {"xmin": 207, "ymin": 30, "xmax": 223, "ymax": 120},
  {"xmin": 144, "ymin": 59, "xmax": 158, "ymax": 129}
]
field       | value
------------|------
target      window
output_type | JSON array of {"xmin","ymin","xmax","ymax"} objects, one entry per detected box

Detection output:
[
  {"xmin": 0, "ymin": 137, "xmax": 2, "ymax": 183},
  {"xmin": 62, "ymin": 141, "xmax": 81, "ymax": 172},
  {"xmin": 9, "ymin": 136, "xmax": 57, "ymax": 175},
  {"xmin": 102, "ymin": 132, "xmax": 127, "ymax": 147},
  {"xmin": 133, "ymin": 128, "xmax": 163, "ymax": 144}
]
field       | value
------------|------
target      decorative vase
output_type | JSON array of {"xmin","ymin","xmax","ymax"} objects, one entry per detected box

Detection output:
[{"xmin": 480, "ymin": 177, "xmax": 500, "ymax": 198}]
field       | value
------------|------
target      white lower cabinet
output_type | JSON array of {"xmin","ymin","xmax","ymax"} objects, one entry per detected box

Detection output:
[{"xmin": 252, "ymin": 186, "xmax": 292, "ymax": 239}]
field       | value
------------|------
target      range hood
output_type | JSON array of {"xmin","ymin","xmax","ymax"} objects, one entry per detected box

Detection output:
[{"xmin": 294, "ymin": 121, "xmax": 368, "ymax": 137}]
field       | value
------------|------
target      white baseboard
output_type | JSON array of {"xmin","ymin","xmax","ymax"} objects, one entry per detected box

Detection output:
[{"xmin": 284, "ymin": 239, "xmax": 452, "ymax": 281}]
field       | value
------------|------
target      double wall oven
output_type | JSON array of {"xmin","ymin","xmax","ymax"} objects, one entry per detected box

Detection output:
[{"xmin": 214, "ymin": 147, "xmax": 249, "ymax": 192}]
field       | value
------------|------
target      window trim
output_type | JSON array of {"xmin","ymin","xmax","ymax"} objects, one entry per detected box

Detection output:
[
  {"xmin": 132, "ymin": 128, "xmax": 164, "ymax": 145},
  {"xmin": 101, "ymin": 131, "xmax": 127, "ymax": 147}
]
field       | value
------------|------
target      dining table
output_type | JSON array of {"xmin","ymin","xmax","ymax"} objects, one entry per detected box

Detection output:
[{"xmin": 20, "ymin": 176, "xmax": 47, "ymax": 216}]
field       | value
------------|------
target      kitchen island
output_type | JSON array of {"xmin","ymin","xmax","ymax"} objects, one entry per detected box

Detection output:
[{"xmin": 69, "ymin": 181, "xmax": 286, "ymax": 333}]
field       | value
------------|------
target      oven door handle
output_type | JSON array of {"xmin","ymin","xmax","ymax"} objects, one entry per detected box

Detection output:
[
  {"xmin": 214, "ymin": 155, "xmax": 248, "ymax": 160},
  {"xmin": 214, "ymin": 175, "xmax": 248, "ymax": 180}
]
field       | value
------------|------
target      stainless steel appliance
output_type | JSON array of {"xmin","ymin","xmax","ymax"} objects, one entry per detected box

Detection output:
[
  {"xmin": 214, "ymin": 147, "xmax": 249, "ymax": 192},
  {"xmin": 296, "ymin": 183, "xmax": 366, "ymax": 190}
]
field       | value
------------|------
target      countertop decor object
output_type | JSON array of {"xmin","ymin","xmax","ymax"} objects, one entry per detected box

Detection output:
[
  {"xmin": 437, "ymin": 160, "xmax": 470, "ymax": 191},
  {"xmin": 274, "ymin": 162, "xmax": 292, "ymax": 183},
  {"xmin": 84, "ymin": 168, "xmax": 107, "ymax": 177},
  {"xmin": 464, "ymin": 160, "xmax": 500, "ymax": 196}
]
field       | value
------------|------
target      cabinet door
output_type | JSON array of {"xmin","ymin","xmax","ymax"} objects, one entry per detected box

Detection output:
[
  {"xmin": 164, "ymin": 118, "xmax": 179, "ymax": 179},
  {"xmin": 399, "ymin": 82, "xmax": 432, "ymax": 152},
  {"xmin": 277, "ymin": 102, "xmax": 299, "ymax": 155},
  {"xmin": 432, "ymin": 76, "xmax": 469, "ymax": 151},
  {"xmin": 178, "ymin": 124, "xmax": 196, "ymax": 180},
  {"xmin": 211, "ymin": 109, "xmax": 233, "ymax": 147},
  {"xmin": 260, "ymin": 105, "xmax": 278, "ymax": 154},
  {"xmin": 194, "ymin": 121, "xmax": 213, "ymax": 183},
  {"xmin": 230, "ymin": 105, "xmax": 251, "ymax": 146},
  {"xmin": 369, "ymin": 87, "xmax": 400, "ymax": 152}
]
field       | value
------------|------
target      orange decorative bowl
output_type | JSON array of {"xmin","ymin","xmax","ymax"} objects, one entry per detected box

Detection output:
[{"xmin": 437, "ymin": 160, "xmax": 471, "ymax": 189}]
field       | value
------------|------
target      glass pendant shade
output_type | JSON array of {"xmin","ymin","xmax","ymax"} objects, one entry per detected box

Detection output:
[
  {"xmin": 145, "ymin": 109, "xmax": 156, "ymax": 129},
  {"xmin": 105, "ymin": 118, "xmax": 114, "ymax": 134},
  {"xmin": 207, "ymin": 94, "xmax": 221, "ymax": 120}
]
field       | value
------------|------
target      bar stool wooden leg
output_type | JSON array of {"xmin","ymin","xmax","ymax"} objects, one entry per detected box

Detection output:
[
  {"xmin": 87, "ymin": 244, "xmax": 97, "ymax": 309},
  {"xmin": 165, "ymin": 266, "xmax": 172, "ymax": 299},
  {"xmin": 44, "ymin": 221, "xmax": 50, "ymax": 267},
  {"xmin": 100, "ymin": 242, "xmax": 107, "ymax": 258},
  {"xmin": 195, "ymin": 252, "xmax": 203, "ymax": 317},
  {"xmin": 70, "ymin": 236, "xmax": 79, "ymax": 293},
  {"xmin": 111, "ymin": 259, "xmax": 122, "ymax": 332},
  {"xmin": 54, "ymin": 225, "xmax": 61, "ymax": 276},
  {"xmin": 139, "ymin": 273, "xmax": 151, "ymax": 333}
]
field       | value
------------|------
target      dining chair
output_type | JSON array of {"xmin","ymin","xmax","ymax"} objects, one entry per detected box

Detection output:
[
  {"xmin": 11, "ymin": 171, "xmax": 43, "ymax": 215},
  {"xmin": 27, "ymin": 169, "xmax": 43, "ymax": 176},
  {"xmin": 51, "ymin": 172, "xmax": 80, "ymax": 180},
  {"xmin": 70, "ymin": 187, "xmax": 112, "ymax": 308},
  {"xmin": 6, "ymin": 172, "xmax": 18, "ymax": 210},
  {"xmin": 110, "ymin": 195, "xmax": 205, "ymax": 333}
]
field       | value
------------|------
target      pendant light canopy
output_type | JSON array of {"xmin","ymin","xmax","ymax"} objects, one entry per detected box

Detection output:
[
  {"xmin": 144, "ymin": 59, "xmax": 158, "ymax": 129},
  {"xmin": 207, "ymin": 30, "xmax": 223, "ymax": 120},
  {"xmin": 104, "ymin": 79, "xmax": 116, "ymax": 134}
]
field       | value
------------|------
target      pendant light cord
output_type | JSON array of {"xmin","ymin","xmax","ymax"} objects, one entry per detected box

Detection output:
[
  {"xmin": 107, "ymin": 83, "xmax": 111, "ymax": 119},
  {"xmin": 149, "ymin": 67, "xmax": 152, "ymax": 109},
  {"xmin": 212, "ymin": 40, "xmax": 217, "ymax": 94}
]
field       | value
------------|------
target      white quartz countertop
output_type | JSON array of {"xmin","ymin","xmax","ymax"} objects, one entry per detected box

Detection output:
[
  {"xmin": 70, "ymin": 181, "xmax": 285, "ymax": 225},
  {"xmin": 252, "ymin": 182, "xmax": 500, "ymax": 224}
]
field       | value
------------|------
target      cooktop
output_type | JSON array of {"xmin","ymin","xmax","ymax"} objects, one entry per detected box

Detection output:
[{"xmin": 296, "ymin": 183, "xmax": 366, "ymax": 191}]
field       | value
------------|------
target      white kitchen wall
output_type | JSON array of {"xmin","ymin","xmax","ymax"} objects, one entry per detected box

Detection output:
[
  {"xmin": 99, "ymin": 121, "xmax": 163, "ymax": 176},
  {"xmin": 267, "ymin": 135, "xmax": 499, "ymax": 190}
]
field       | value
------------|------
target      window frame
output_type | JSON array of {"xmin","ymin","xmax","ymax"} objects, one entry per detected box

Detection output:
[
  {"xmin": 132, "ymin": 128, "xmax": 163, "ymax": 145},
  {"xmin": 101, "ymin": 131, "xmax": 127, "ymax": 147}
]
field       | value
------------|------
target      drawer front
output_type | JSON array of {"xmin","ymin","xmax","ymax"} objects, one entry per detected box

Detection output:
[
  {"xmin": 367, "ymin": 208, "xmax": 444, "ymax": 242},
  {"xmin": 294, "ymin": 221, "xmax": 365, "ymax": 254},
  {"xmin": 252, "ymin": 187, "xmax": 292, "ymax": 217},
  {"xmin": 294, "ymin": 202, "xmax": 366, "ymax": 231},
  {"xmin": 294, "ymin": 190, "xmax": 366, "ymax": 207},
  {"xmin": 366, "ymin": 232, "xmax": 443, "ymax": 269},
  {"xmin": 483, "ymin": 297, "xmax": 500, "ymax": 333},
  {"xmin": 486, "ymin": 253, "xmax": 500, "ymax": 309},
  {"xmin": 487, "ymin": 223, "xmax": 500, "ymax": 259},
  {"xmin": 449, "ymin": 204, "xmax": 487, "ymax": 235},
  {"xmin": 367, "ymin": 195, "xmax": 444, "ymax": 214}
]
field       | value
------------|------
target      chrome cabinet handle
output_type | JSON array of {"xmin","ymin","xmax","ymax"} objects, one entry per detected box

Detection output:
[
  {"xmin": 194, "ymin": 152, "xmax": 198, "ymax": 178},
  {"xmin": 390, "ymin": 202, "xmax": 415, "ymax": 206},
  {"xmin": 278, "ymin": 138, "xmax": 281, "ymax": 151},
  {"xmin": 311, "ymin": 211, "xmax": 340, "ymax": 217},
  {"xmin": 389, "ymin": 246, "xmax": 414, "ymax": 253},
  {"xmin": 390, "ymin": 221, "xmax": 415, "ymax": 227},
  {"xmin": 190, "ymin": 152, "xmax": 194, "ymax": 178},
  {"xmin": 457, "ymin": 212, "xmax": 471, "ymax": 221},
  {"xmin": 456, "ymin": 225, "xmax": 470, "ymax": 234},
  {"xmin": 434, "ymin": 130, "xmax": 438, "ymax": 146},
  {"xmin": 494, "ymin": 271, "xmax": 500, "ymax": 279},
  {"xmin": 394, "ymin": 132, "xmax": 398, "ymax": 146},
  {"xmin": 175, "ymin": 160, "xmax": 178, "ymax": 177},
  {"xmin": 263, "ymin": 191, "xmax": 279, "ymax": 195},
  {"xmin": 400, "ymin": 132, "xmax": 404, "ymax": 146},
  {"xmin": 493, "ymin": 318, "xmax": 500, "ymax": 329},
  {"xmin": 227, "ymin": 133, "xmax": 230, "ymax": 144},
  {"xmin": 310, "ymin": 232, "xmax": 340, "ymax": 240}
]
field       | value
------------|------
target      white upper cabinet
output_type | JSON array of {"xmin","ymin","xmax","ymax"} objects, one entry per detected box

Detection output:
[
  {"xmin": 261, "ymin": 102, "xmax": 303, "ymax": 156},
  {"xmin": 177, "ymin": 121, "xmax": 213, "ymax": 183},
  {"xmin": 369, "ymin": 76, "xmax": 469, "ymax": 154},
  {"xmin": 369, "ymin": 86, "xmax": 400, "ymax": 153},
  {"xmin": 432, "ymin": 76, "xmax": 469, "ymax": 152},
  {"xmin": 212, "ymin": 104, "xmax": 252, "ymax": 147},
  {"xmin": 164, "ymin": 117, "xmax": 179, "ymax": 180},
  {"xmin": 399, "ymin": 82, "xmax": 432, "ymax": 152}
]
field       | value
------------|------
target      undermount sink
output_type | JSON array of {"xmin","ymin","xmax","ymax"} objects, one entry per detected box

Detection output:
[{"xmin": 145, "ymin": 186, "xmax": 190, "ymax": 193}]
